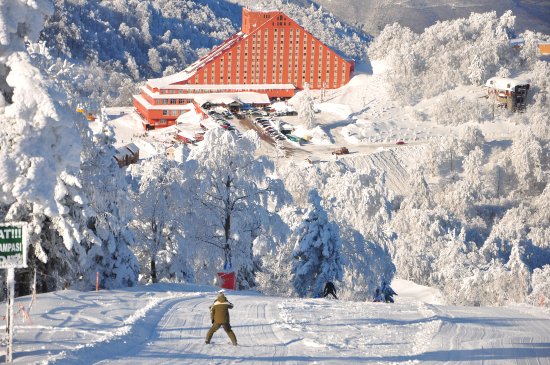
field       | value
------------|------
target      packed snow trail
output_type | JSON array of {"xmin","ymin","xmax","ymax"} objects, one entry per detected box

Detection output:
[
  {"xmin": 4, "ymin": 283, "xmax": 550, "ymax": 364},
  {"xmin": 421, "ymin": 304, "xmax": 550, "ymax": 364}
]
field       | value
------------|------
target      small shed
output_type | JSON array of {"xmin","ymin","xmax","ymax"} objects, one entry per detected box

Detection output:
[
  {"xmin": 510, "ymin": 38, "xmax": 524, "ymax": 49},
  {"xmin": 113, "ymin": 143, "xmax": 140, "ymax": 167},
  {"xmin": 485, "ymin": 77, "xmax": 530, "ymax": 112}
]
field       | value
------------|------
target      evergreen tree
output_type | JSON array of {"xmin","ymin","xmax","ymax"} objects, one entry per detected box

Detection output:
[
  {"xmin": 298, "ymin": 83, "xmax": 316, "ymax": 129},
  {"xmin": 291, "ymin": 189, "xmax": 343, "ymax": 297},
  {"xmin": 77, "ymin": 123, "xmax": 139, "ymax": 288},
  {"xmin": 0, "ymin": 0, "xmax": 84, "ymax": 294}
]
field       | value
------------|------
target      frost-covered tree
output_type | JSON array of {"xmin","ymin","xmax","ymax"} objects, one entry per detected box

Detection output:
[
  {"xmin": 505, "ymin": 241, "xmax": 531, "ymax": 302},
  {"xmin": 291, "ymin": 190, "xmax": 343, "ymax": 297},
  {"xmin": 467, "ymin": 55, "xmax": 485, "ymax": 85},
  {"xmin": 298, "ymin": 83, "xmax": 316, "ymax": 129},
  {"xmin": 461, "ymin": 125, "xmax": 486, "ymax": 154},
  {"xmin": 128, "ymin": 155, "xmax": 187, "ymax": 283},
  {"xmin": 461, "ymin": 147, "xmax": 485, "ymax": 199},
  {"xmin": 528, "ymin": 265, "xmax": 550, "ymax": 307},
  {"xmin": 61, "ymin": 122, "xmax": 139, "ymax": 290},
  {"xmin": 0, "ymin": 0, "xmax": 91, "ymax": 293},
  {"xmin": 186, "ymin": 129, "xmax": 282, "ymax": 289},
  {"xmin": 339, "ymin": 229, "xmax": 395, "ymax": 301},
  {"xmin": 369, "ymin": 11, "xmax": 521, "ymax": 103},
  {"xmin": 507, "ymin": 130, "xmax": 544, "ymax": 194},
  {"xmin": 323, "ymin": 169, "xmax": 393, "ymax": 244},
  {"xmin": 148, "ymin": 48, "xmax": 162, "ymax": 74}
]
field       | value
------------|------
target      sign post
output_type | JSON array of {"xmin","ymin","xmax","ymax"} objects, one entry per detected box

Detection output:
[{"xmin": 0, "ymin": 222, "xmax": 28, "ymax": 363}]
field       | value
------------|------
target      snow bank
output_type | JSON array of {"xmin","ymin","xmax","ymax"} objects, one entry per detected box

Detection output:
[{"xmin": 392, "ymin": 279, "xmax": 444, "ymax": 305}]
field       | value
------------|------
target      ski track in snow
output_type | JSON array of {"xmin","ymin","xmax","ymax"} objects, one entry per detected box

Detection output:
[{"xmin": 8, "ymin": 285, "xmax": 545, "ymax": 364}]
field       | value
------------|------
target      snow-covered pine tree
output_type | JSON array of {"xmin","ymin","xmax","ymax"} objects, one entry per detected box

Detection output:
[
  {"xmin": 76, "ymin": 123, "xmax": 139, "ymax": 288},
  {"xmin": 467, "ymin": 55, "xmax": 486, "ymax": 85},
  {"xmin": 528, "ymin": 265, "xmax": 550, "ymax": 307},
  {"xmin": 291, "ymin": 189, "xmax": 343, "ymax": 297},
  {"xmin": 0, "ymin": 0, "xmax": 89, "ymax": 294},
  {"xmin": 298, "ymin": 83, "xmax": 316, "ymax": 129}
]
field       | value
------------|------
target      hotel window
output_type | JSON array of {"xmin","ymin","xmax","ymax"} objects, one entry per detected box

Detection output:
[{"xmin": 162, "ymin": 110, "xmax": 168, "ymax": 116}]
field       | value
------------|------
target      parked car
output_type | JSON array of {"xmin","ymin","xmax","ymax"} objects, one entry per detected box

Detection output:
[
  {"xmin": 286, "ymin": 135, "xmax": 302, "ymax": 143},
  {"xmin": 395, "ymin": 140, "xmax": 406, "ymax": 145},
  {"xmin": 332, "ymin": 146, "xmax": 349, "ymax": 155}
]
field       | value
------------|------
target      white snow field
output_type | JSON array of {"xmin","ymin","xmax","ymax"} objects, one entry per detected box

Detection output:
[{"xmin": 3, "ymin": 281, "xmax": 549, "ymax": 364}]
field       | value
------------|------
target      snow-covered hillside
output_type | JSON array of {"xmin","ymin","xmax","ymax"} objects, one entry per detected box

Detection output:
[
  {"xmin": 4, "ymin": 283, "xmax": 549, "ymax": 364},
  {"xmin": 308, "ymin": 0, "xmax": 550, "ymax": 36}
]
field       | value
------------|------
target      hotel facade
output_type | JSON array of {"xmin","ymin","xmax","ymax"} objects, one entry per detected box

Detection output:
[{"xmin": 134, "ymin": 8, "xmax": 354, "ymax": 129}]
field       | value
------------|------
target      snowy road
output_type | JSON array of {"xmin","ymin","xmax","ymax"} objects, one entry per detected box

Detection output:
[{"xmin": 5, "ymin": 284, "xmax": 550, "ymax": 364}]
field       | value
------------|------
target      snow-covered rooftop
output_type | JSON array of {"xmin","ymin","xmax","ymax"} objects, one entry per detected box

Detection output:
[
  {"xmin": 145, "ymin": 83, "xmax": 295, "ymax": 93},
  {"xmin": 147, "ymin": 32, "xmax": 245, "ymax": 88},
  {"xmin": 194, "ymin": 92, "xmax": 270, "ymax": 106},
  {"xmin": 133, "ymin": 95, "xmax": 196, "ymax": 110},
  {"xmin": 200, "ymin": 118, "xmax": 223, "ymax": 130},
  {"xmin": 485, "ymin": 77, "xmax": 529, "ymax": 91},
  {"xmin": 114, "ymin": 143, "xmax": 139, "ymax": 161}
]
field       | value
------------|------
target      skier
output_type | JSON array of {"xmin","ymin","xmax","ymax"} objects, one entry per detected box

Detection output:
[
  {"xmin": 205, "ymin": 289, "xmax": 238, "ymax": 345},
  {"xmin": 323, "ymin": 281, "xmax": 338, "ymax": 299},
  {"xmin": 381, "ymin": 281, "xmax": 397, "ymax": 303},
  {"xmin": 373, "ymin": 288, "xmax": 385, "ymax": 302}
]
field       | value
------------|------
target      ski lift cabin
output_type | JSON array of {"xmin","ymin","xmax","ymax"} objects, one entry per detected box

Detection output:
[{"xmin": 485, "ymin": 77, "xmax": 530, "ymax": 112}]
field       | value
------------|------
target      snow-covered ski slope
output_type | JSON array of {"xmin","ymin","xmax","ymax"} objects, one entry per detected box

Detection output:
[{"xmin": 5, "ymin": 281, "xmax": 549, "ymax": 364}]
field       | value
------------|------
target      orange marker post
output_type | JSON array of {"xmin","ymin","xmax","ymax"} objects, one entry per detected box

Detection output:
[{"xmin": 96, "ymin": 272, "xmax": 99, "ymax": 292}]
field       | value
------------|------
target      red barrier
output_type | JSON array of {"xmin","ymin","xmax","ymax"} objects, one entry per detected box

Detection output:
[{"xmin": 217, "ymin": 272, "xmax": 236, "ymax": 290}]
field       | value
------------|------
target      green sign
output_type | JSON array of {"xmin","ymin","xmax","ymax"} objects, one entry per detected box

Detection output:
[{"xmin": 0, "ymin": 222, "xmax": 28, "ymax": 269}]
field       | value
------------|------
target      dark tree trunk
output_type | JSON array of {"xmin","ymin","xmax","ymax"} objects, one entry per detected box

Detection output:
[{"xmin": 151, "ymin": 258, "xmax": 157, "ymax": 283}]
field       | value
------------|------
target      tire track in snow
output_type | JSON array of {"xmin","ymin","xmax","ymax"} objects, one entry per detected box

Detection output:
[{"xmin": 418, "ymin": 305, "xmax": 550, "ymax": 364}]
